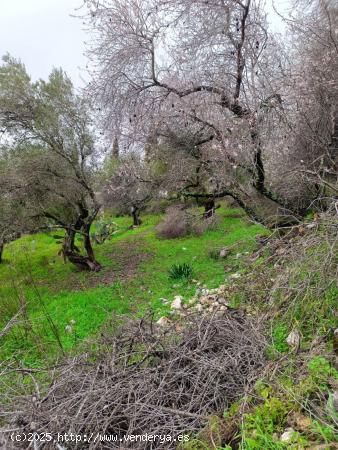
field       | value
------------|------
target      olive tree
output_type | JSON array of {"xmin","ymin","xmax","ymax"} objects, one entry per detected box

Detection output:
[{"xmin": 0, "ymin": 56, "xmax": 102, "ymax": 271}]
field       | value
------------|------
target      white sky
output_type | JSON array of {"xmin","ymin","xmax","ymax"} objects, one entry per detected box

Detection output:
[
  {"xmin": 0, "ymin": 0, "xmax": 291, "ymax": 88},
  {"xmin": 0, "ymin": 0, "xmax": 89, "ymax": 87}
]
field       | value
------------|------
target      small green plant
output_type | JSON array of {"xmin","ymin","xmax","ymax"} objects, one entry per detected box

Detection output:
[
  {"xmin": 208, "ymin": 249, "xmax": 220, "ymax": 260},
  {"xmin": 307, "ymin": 356, "xmax": 338, "ymax": 387},
  {"xmin": 241, "ymin": 397, "xmax": 290, "ymax": 449},
  {"xmin": 271, "ymin": 323, "xmax": 289, "ymax": 353},
  {"xmin": 168, "ymin": 263, "xmax": 194, "ymax": 280},
  {"xmin": 92, "ymin": 219, "xmax": 118, "ymax": 244}
]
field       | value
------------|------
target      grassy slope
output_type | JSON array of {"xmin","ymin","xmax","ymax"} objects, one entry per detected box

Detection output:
[
  {"xmin": 0, "ymin": 206, "xmax": 265, "ymax": 364},
  {"xmin": 1, "ymin": 206, "xmax": 336, "ymax": 449}
]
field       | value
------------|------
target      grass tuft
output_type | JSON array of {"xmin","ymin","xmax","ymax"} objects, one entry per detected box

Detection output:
[{"xmin": 168, "ymin": 262, "xmax": 194, "ymax": 280}]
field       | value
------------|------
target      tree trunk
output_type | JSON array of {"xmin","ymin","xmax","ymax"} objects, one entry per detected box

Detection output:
[
  {"xmin": 227, "ymin": 184, "xmax": 298, "ymax": 227},
  {"xmin": 62, "ymin": 224, "xmax": 102, "ymax": 272},
  {"xmin": 131, "ymin": 206, "xmax": 142, "ymax": 226},
  {"xmin": 83, "ymin": 224, "xmax": 102, "ymax": 271},
  {"xmin": 204, "ymin": 199, "xmax": 215, "ymax": 218},
  {"xmin": 185, "ymin": 184, "xmax": 298, "ymax": 227},
  {"xmin": 0, "ymin": 241, "xmax": 4, "ymax": 263}
]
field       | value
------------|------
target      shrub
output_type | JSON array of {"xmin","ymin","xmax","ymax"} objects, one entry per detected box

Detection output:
[
  {"xmin": 92, "ymin": 219, "xmax": 118, "ymax": 244},
  {"xmin": 155, "ymin": 206, "xmax": 189, "ymax": 238},
  {"xmin": 168, "ymin": 262, "xmax": 194, "ymax": 280},
  {"xmin": 156, "ymin": 206, "xmax": 220, "ymax": 239},
  {"xmin": 193, "ymin": 214, "xmax": 221, "ymax": 236}
]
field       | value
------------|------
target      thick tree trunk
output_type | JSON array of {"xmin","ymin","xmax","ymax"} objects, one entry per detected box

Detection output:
[
  {"xmin": 131, "ymin": 206, "xmax": 142, "ymax": 226},
  {"xmin": 204, "ymin": 199, "xmax": 215, "ymax": 218},
  {"xmin": 62, "ymin": 223, "xmax": 102, "ymax": 272}
]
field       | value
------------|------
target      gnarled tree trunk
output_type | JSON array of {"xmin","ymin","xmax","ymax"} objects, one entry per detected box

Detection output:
[
  {"xmin": 62, "ymin": 227, "xmax": 101, "ymax": 272},
  {"xmin": 61, "ymin": 205, "xmax": 102, "ymax": 272},
  {"xmin": 131, "ymin": 206, "xmax": 142, "ymax": 226}
]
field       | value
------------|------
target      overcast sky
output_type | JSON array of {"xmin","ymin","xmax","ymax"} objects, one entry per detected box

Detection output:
[
  {"xmin": 0, "ymin": 0, "xmax": 88, "ymax": 87},
  {"xmin": 0, "ymin": 0, "xmax": 291, "ymax": 88}
]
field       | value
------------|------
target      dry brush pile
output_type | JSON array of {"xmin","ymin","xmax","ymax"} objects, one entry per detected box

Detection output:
[{"xmin": 1, "ymin": 311, "xmax": 267, "ymax": 449}]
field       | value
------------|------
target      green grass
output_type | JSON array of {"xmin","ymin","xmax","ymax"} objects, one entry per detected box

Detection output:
[
  {"xmin": 0, "ymin": 206, "xmax": 266, "ymax": 364},
  {"xmin": 1, "ymin": 205, "xmax": 337, "ymax": 448}
]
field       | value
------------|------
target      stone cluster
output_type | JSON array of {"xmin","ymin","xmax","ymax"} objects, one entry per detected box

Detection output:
[{"xmin": 156, "ymin": 284, "xmax": 230, "ymax": 326}]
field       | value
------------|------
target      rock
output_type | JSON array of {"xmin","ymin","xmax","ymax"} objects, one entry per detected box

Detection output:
[
  {"xmin": 218, "ymin": 284, "xmax": 227, "ymax": 293},
  {"xmin": 286, "ymin": 330, "xmax": 300, "ymax": 348},
  {"xmin": 280, "ymin": 428, "xmax": 295, "ymax": 442},
  {"xmin": 217, "ymin": 297, "xmax": 229, "ymax": 306},
  {"xmin": 229, "ymin": 273, "xmax": 241, "ymax": 279},
  {"xmin": 195, "ymin": 303, "xmax": 203, "ymax": 312},
  {"xmin": 64, "ymin": 325, "xmax": 73, "ymax": 334},
  {"xmin": 156, "ymin": 316, "xmax": 170, "ymax": 327},
  {"xmin": 171, "ymin": 295, "xmax": 182, "ymax": 310},
  {"xmin": 219, "ymin": 247, "xmax": 230, "ymax": 258},
  {"xmin": 200, "ymin": 296, "xmax": 210, "ymax": 305},
  {"xmin": 219, "ymin": 305, "xmax": 227, "ymax": 312}
]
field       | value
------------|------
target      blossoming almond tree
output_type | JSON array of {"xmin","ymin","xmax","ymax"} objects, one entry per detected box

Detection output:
[{"xmin": 84, "ymin": 0, "xmax": 299, "ymax": 226}]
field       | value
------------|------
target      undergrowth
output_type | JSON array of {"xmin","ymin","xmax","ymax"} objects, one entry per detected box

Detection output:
[
  {"xmin": 0, "ymin": 205, "xmax": 265, "ymax": 365},
  {"xmin": 1, "ymin": 206, "xmax": 337, "ymax": 448}
]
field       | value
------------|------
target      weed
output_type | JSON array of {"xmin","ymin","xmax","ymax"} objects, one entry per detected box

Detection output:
[
  {"xmin": 209, "ymin": 249, "xmax": 220, "ymax": 260},
  {"xmin": 271, "ymin": 324, "xmax": 289, "ymax": 353},
  {"xmin": 168, "ymin": 263, "xmax": 194, "ymax": 280}
]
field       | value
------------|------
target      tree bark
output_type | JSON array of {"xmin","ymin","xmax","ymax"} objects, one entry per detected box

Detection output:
[
  {"xmin": 62, "ymin": 221, "xmax": 102, "ymax": 272},
  {"xmin": 83, "ymin": 223, "xmax": 102, "ymax": 271},
  {"xmin": 204, "ymin": 199, "xmax": 216, "ymax": 218},
  {"xmin": 131, "ymin": 206, "xmax": 142, "ymax": 226},
  {"xmin": 0, "ymin": 241, "xmax": 4, "ymax": 263}
]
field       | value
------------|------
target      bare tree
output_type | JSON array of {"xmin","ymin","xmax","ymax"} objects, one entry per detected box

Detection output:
[
  {"xmin": 284, "ymin": 0, "xmax": 338, "ymax": 204},
  {"xmin": 84, "ymin": 0, "xmax": 298, "ymax": 226},
  {"xmin": 103, "ymin": 153, "xmax": 162, "ymax": 226}
]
